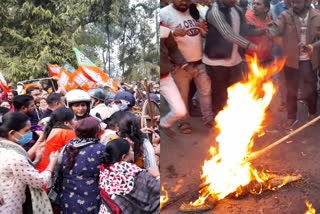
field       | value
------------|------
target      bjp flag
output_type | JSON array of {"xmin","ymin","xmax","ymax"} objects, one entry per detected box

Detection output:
[
  {"xmin": 70, "ymin": 68, "xmax": 96, "ymax": 91},
  {"xmin": 79, "ymin": 65, "xmax": 118, "ymax": 92},
  {"xmin": 73, "ymin": 48, "xmax": 119, "ymax": 92},
  {"xmin": 48, "ymin": 64, "xmax": 78, "ymax": 91},
  {"xmin": 47, "ymin": 64, "xmax": 63, "ymax": 77}
]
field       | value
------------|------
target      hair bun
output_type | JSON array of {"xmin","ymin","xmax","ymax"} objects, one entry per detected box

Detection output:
[{"xmin": 99, "ymin": 151, "xmax": 112, "ymax": 164}]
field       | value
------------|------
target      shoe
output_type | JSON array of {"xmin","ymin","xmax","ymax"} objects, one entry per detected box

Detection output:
[{"xmin": 282, "ymin": 119, "xmax": 298, "ymax": 130}]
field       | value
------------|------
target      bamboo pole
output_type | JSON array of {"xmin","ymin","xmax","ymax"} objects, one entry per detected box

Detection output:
[
  {"xmin": 245, "ymin": 115, "xmax": 320, "ymax": 162},
  {"xmin": 143, "ymin": 78, "xmax": 155, "ymax": 129}
]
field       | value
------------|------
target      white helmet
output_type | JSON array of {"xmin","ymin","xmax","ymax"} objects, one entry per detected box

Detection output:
[{"xmin": 65, "ymin": 89, "xmax": 91, "ymax": 108}]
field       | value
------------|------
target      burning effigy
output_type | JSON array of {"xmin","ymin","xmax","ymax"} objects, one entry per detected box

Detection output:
[{"xmin": 178, "ymin": 55, "xmax": 305, "ymax": 212}]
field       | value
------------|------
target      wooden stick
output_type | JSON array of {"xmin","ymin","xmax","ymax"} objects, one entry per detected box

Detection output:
[
  {"xmin": 245, "ymin": 115, "xmax": 320, "ymax": 162},
  {"xmin": 143, "ymin": 78, "xmax": 155, "ymax": 129},
  {"xmin": 161, "ymin": 183, "xmax": 209, "ymax": 211}
]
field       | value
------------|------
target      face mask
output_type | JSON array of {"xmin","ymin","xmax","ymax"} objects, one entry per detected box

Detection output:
[
  {"xmin": 15, "ymin": 131, "xmax": 33, "ymax": 145},
  {"xmin": 120, "ymin": 104, "xmax": 128, "ymax": 111},
  {"xmin": 111, "ymin": 104, "xmax": 120, "ymax": 111}
]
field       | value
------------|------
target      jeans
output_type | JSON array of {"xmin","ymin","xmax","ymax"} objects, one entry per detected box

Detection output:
[
  {"xmin": 206, "ymin": 63, "xmax": 244, "ymax": 117},
  {"xmin": 284, "ymin": 61, "xmax": 318, "ymax": 119},
  {"xmin": 160, "ymin": 73, "xmax": 187, "ymax": 128},
  {"xmin": 173, "ymin": 62, "xmax": 213, "ymax": 124}
]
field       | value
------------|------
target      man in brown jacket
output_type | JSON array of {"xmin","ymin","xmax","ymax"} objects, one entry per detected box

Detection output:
[{"xmin": 269, "ymin": 0, "xmax": 320, "ymax": 129}]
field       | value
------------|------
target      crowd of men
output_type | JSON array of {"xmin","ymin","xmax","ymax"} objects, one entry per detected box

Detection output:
[{"xmin": 160, "ymin": 0, "xmax": 320, "ymax": 134}]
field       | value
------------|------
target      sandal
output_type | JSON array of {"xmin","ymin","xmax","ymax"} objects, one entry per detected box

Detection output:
[{"xmin": 178, "ymin": 122, "xmax": 192, "ymax": 134}]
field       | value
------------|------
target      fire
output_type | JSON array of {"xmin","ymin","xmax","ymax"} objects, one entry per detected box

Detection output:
[
  {"xmin": 160, "ymin": 186, "xmax": 169, "ymax": 209},
  {"xmin": 305, "ymin": 200, "xmax": 316, "ymax": 214},
  {"xmin": 191, "ymin": 55, "xmax": 286, "ymax": 206}
]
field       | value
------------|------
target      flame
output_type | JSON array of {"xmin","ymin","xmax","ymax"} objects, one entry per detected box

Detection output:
[
  {"xmin": 160, "ymin": 186, "xmax": 169, "ymax": 209},
  {"xmin": 191, "ymin": 55, "xmax": 286, "ymax": 206},
  {"xmin": 305, "ymin": 200, "xmax": 316, "ymax": 214}
]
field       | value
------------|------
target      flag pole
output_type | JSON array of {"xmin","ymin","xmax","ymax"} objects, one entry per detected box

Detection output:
[{"xmin": 144, "ymin": 78, "xmax": 155, "ymax": 129}]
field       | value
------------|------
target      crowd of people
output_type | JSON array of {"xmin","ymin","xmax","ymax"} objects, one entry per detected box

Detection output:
[
  {"xmin": 160, "ymin": 0, "xmax": 320, "ymax": 135},
  {"xmin": 2, "ymin": 0, "xmax": 320, "ymax": 212},
  {"xmin": 0, "ymin": 78, "xmax": 161, "ymax": 213}
]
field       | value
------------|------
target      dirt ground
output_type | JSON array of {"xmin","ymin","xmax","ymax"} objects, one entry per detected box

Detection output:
[{"xmin": 160, "ymin": 93, "xmax": 320, "ymax": 214}]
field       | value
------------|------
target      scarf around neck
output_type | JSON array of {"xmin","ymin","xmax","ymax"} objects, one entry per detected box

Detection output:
[
  {"xmin": 0, "ymin": 138, "xmax": 30, "ymax": 160},
  {"xmin": 99, "ymin": 162, "xmax": 143, "ymax": 197}
]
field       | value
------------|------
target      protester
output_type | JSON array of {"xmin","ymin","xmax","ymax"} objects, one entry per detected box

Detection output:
[
  {"xmin": 160, "ymin": 0, "xmax": 215, "ymax": 133},
  {"xmin": 89, "ymin": 87, "xmax": 120, "ymax": 120},
  {"xmin": 114, "ymin": 111, "xmax": 158, "ymax": 171},
  {"xmin": 268, "ymin": 0, "xmax": 320, "ymax": 129},
  {"xmin": 65, "ymin": 89, "xmax": 92, "ymax": 121},
  {"xmin": 36, "ymin": 108, "xmax": 77, "ymax": 173},
  {"xmin": 0, "ymin": 90, "xmax": 15, "ymax": 111},
  {"xmin": 0, "ymin": 112, "xmax": 58, "ymax": 213},
  {"xmin": 39, "ymin": 97, "xmax": 48, "ymax": 113},
  {"xmin": 245, "ymin": 0, "xmax": 273, "ymax": 63},
  {"xmin": 58, "ymin": 117, "xmax": 105, "ymax": 213},
  {"xmin": 13, "ymin": 94, "xmax": 43, "ymax": 151},
  {"xmin": 26, "ymin": 86, "xmax": 44, "ymax": 124},
  {"xmin": 204, "ymin": 0, "xmax": 266, "ymax": 119},
  {"xmin": 113, "ymin": 91, "xmax": 136, "ymax": 112},
  {"xmin": 99, "ymin": 138, "xmax": 160, "ymax": 214},
  {"xmin": 38, "ymin": 92, "xmax": 66, "ymax": 126},
  {"xmin": 159, "ymin": 23, "xmax": 188, "ymax": 137}
]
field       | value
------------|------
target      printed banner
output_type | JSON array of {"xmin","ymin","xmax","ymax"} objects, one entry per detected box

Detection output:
[
  {"xmin": 47, "ymin": 64, "xmax": 78, "ymax": 91},
  {"xmin": 69, "ymin": 68, "xmax": 96, "ymax": 91}
]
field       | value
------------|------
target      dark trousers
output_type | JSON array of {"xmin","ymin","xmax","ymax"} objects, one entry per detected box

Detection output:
[
  {"xmin": 206, "ymin": 63, "xmax": 244, "ymax": 117},
  {"xmin": 284, "ymin": 60, "xmax": 318, "ymax": 119}
]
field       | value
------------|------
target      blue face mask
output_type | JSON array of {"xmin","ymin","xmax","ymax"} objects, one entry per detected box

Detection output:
[
  {"xmin": 120, "ymin": 104, "xmax": 128, "ymax": 111},
  {"xmin": 16, "ymin": 132, "xmax": 33, "ymax": 145}
]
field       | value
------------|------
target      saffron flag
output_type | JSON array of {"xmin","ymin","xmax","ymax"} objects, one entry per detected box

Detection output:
[
  {"xmin": 48, "ymin": 64, "xmax": 63, "ymax": 77},
  {"xmin": 73, "ymin": 48, "xmax": 119, "ymax": 92},
  {"xmin": 47, "ymin": 64, "xmax": 78, "ymax": 91},
  {"xmin": 79, "ymin": 65, "xmax": 118, "ymax": 92},
  {"xmin": 0, "ymin": 72, "xmax": 12, "ymax": 93},
  {"xmin": 69, "ymin": 68, "xmax": 96, "ymax": 92}
]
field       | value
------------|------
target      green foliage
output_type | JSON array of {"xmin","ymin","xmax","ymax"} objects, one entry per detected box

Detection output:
[{"xmin": 0, "ymin": 0, "xmax": 159, "ymax": 83}]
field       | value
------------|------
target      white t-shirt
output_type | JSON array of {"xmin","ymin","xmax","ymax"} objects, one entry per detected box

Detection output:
[
  {"xmin": 160, "ymin": 4, "xmax": 203, "ymax": 62},
  {"xmin": 203, "ymin": 8, "xmax": 243, "ymax": 67}
]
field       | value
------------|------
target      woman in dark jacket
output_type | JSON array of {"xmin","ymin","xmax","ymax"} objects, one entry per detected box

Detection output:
[
  {"xmin": 99, "ymin": 138, "xmax": 160, "ymax": 214},
  {"xmin": 59, "ymin": 117, "xmax": 105, "ymax": 213}
]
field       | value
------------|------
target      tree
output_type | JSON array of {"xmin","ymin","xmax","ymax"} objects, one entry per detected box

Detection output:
[{"xmin": 0, "ymin": 0, "xmax": 159, "ymax": 83}]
